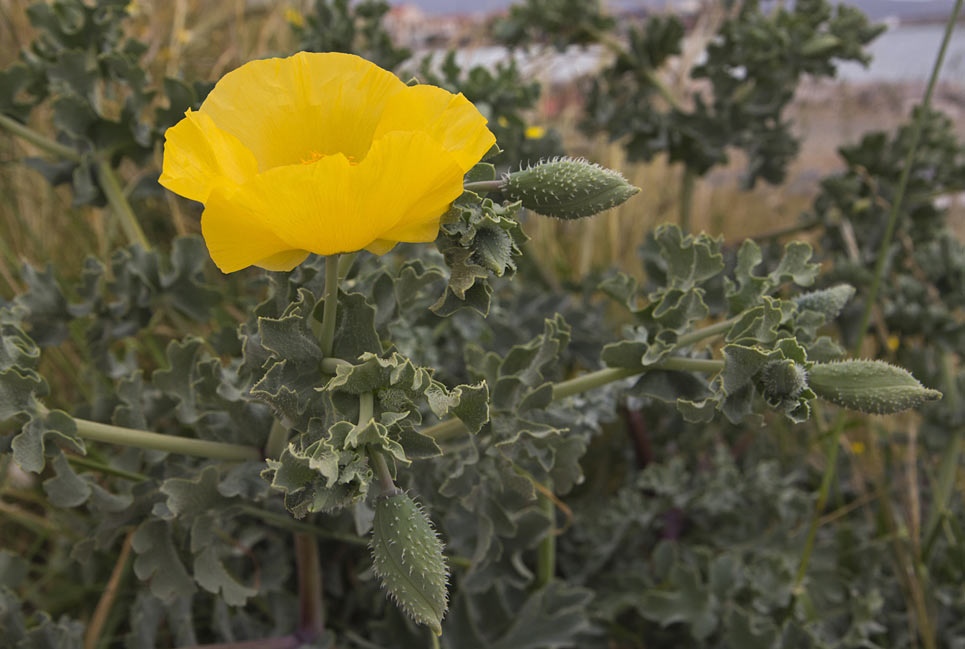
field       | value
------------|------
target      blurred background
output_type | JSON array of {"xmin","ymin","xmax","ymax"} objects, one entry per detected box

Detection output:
[{"xmin": 0, "ymin": 0, "xmax": 962, "ymax": 284}]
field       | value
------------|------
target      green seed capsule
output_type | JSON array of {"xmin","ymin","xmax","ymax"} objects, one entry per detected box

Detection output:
[
  {"xmin": 793, "ymin": 284, "xmax": 856, "ymax": 319},
  {"xmin": 371, "ymin": 492, "xmax": 448, "ymax": 636},
  {"xmin": 809, "ymin": 360, "xmax": 942, "ymax": 415},
  {"xmin": 504, "ymin": 157, "xmax": 640, "ymax": 219}
]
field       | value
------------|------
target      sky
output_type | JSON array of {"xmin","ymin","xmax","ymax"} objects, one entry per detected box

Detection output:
[{"xmin": 398, "ymin": 0, "xmax": 961, "ymax": 19}]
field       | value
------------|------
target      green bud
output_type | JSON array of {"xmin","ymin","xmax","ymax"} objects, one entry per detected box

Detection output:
[
  {"xmin": 504, "ymin": 157, "xmax": 640, "ymax": 219},
  {"xmin": 761, "ymin": 359, "xmax": 808, "ymax": 403},
  {"xmin": 809, "ymin": 360, "xmax": 942, "ymax": 415},
  {"xmin": 371, "ymin": 491, "xmax": 448, "ymax": 635},
  {"xmin": 793, "ymin": 284, "xmax": 856, "ymax": 319}
]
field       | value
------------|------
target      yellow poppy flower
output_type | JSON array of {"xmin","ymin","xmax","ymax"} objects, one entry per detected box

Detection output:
[{"xmin": 159, "ymin": 52, "xmax": 495, "ymax": 273}]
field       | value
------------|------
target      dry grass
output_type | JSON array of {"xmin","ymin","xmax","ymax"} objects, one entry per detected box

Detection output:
[{"xmin": 1, "ymin": 0, "xmax": 962, "ymax": 292}]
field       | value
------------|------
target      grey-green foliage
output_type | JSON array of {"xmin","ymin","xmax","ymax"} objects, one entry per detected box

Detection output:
[
  {"xmin": 583, "ymin": 0, "xmax": 884, "ymax": 186},
  {"xmin": 292, "ymin": 0, "xmax": 411, "ymax": 71},
  {"xmin": 1, "ymin": 0, "xmax": 207, "ymax": 209}
]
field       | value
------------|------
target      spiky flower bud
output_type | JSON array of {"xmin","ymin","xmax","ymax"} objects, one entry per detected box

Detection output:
[
  {"xmin": 371, "ymin": 491, "xmax": 449, "ymax": 635},
  {"xmin": 504, "ymin": 157, "xmax": 640, "ymax": 219},
  {"xmin": 809, "ymin": 360, "xmax": 942, "ymax": 415},
  {"xmin": 761, "ymin": 359, "xmax": 808, "ymax": 403}
]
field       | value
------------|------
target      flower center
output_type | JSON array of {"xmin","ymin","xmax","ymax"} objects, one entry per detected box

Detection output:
[{"xmin": 301, "ymin": 150, "xmax": 359, "ymax": 166}]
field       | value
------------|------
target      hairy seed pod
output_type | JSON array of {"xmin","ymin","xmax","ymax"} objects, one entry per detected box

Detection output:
[
  {"xmin": 809, "ymin": 360, "xmax": 942, "ymax": 415},
  {"xmin": 761, "ymin": 359, "xmax": 808, "ymax": 402},
  {"xmin": 793, "ymin": 284, "xmax": 856, "ymax": 319},
  {"xmin": 504, "ymin": 157, "xmax": 640, "ymax": 219},
  {"xmin": 371, "ymin": 492, "xmax": 448, "ymax": 635}
]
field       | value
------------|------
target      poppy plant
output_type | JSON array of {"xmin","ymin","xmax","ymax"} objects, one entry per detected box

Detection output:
[{"xmin": 160, "ymin": 52, "xmax": 495, "ymax": 273}]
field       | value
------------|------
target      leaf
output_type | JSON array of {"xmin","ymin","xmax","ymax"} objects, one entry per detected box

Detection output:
[
  {"xmin": 654, "ymin": 224, "xmax": 724, "ymax": 291},
  {"xmin": 42, "ymin": 452, "xmax": 91, "ymax": 508},
  {"xmin": 638, "ymin": 561, "xmax": 718, "ymax": 640},
  {"xmin": 132, "ymin": 520, "xmax": 197, "ymax": 602},
  {"xmin": 11, "ymin": 410, "xmax": 83, "ymax": 474},
  {"xmin": 371, "ymin": 491, "xmax": 449, "ymax": 635},
  {"xmin": 193, "ymin": 545, "xmax": 257, "ymax": 607}
]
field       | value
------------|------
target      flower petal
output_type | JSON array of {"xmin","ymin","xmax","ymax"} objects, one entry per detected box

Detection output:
[
  {"xmin": 199, "ymin": 131, "xmax": 465, "ymax": 270},
  {"xmin": 159, "ymin": 109, "xmax": 258, "ymax": 203},
  {"xmin": 374, "ymin": 85, "xmax": 495, "ymax": 172},
  {"xmin": 201, "ymin": 188, "xmax": 310, "ymax": 274},
  {"xmin": 198, "ymin": 52, "xmax": 407, "ymax": 170}
]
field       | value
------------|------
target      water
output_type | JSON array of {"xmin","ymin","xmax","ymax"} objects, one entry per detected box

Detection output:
[{"xmin": 836, "ymin": 24, "xmax": 965, "ymax": 82}]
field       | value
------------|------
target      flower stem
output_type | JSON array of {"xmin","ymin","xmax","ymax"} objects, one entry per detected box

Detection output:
[
  {"xmin": 319, "ymin": 255, "xmax": 340, "ymax": 358},
  {"xmin": 359, "ymin": 391, "xmax": 400, "ymax": 497},
  {"xmin": 264, "ymin": 419, "xmax": 289, "ymax": 459},
  {"xmin": 852, "ymin": 0, "xmax": 962, "ymax": 356},
  {"xmin": 0, "ymin": 113, "xmax": 81, "ymax": 162},
  {"xmin": 294, "ymin": 532, "xmax": 325, "ymax": 640},
  {"xmin": 72, "ymin": 417, "xmax": 261, "ymax": 462},
  {"xmin": 463, "ymin": 179, "xmax": 504, "ymax": 193},
  {"xmin": 95, "ymin": 160, "xmax": 150, "ymax": 249},
  {"xmin": 535, "ymin": 477, "xmax": 555, "ymax": 588}
]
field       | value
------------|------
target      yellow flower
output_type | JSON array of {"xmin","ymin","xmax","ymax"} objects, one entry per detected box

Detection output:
[
  {"xmin": 524, "ymin": 125, "xmax": 545, "ymax": 139},
  {"xmin": 284, "ymin": 7, "xmax": 305, "ymax": 28},
  {"xmin": 159, "ymin": 52, "xmax": 495, "ymax": 273}
]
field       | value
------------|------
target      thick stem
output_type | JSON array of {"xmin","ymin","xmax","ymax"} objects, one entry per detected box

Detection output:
[
  {"xmin": 95, "ymin": 160, "xmax": 150, "ymax": 249},
  {"xmin": 337, "ymin": 252, "xmax": 358, "ymax": 282},
  {"xmin": 319, "ymin": 256, "xmax": 340, "ymax": 358},
  {"xmin": 852, "ymin": 0, "xmax": 962, "ymax": 355},
  {"xmin": 72, "ymin": 417, "xmax": 261, "ymax": 461},
  {"xmin": 264, "ymin": 419, "xmax": 289, "ymax": 459},
  {"xmin": 294, "ymin": 533, "xmax": 325, "ymax": 640},
  {"xmin": 535, "ymin": 478, "xmax": 556, "ymax": 588},
  {"xmin": 0, "ymin": 112, "xmax": 82, "ymax": 161}
]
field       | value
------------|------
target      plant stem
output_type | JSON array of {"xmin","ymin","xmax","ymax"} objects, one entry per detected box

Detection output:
[
  {"xmin": 793, "ymin": 408, "xmax": 843, "ymax": 589},
  {"xmin": 535, "ymin": 477, "xmax": 555, "ymax": 588},
  {"xmin": 424, "ymin": 356, "xmax": 724, "ymax": 441},
  {"xmin": 360, "ymin": 390, "xmax": 399, "ymax": 497},
  {"xmin": 71, "ymin": 417, "xmax": 261, "ymax": 462},
  {"xmin": 0, "ymin": 113, "xmax": 82, "ymax": 161},
  {"xmin": 463, "ymin": 179, "xmax": 504, "ymax": 193},
  {"xmin": 678, "ymin": 166, "xmax": 695, "ymax": 232},
  {"xmin": 337, "ymin": 252, "xmax": 358, "ymax": 282},
  {"xmin": 852, "ymin": 0, "xmax": 962, "ymax": 355},
  {"xmin": 84, "ymin": 530, "xmax": 134, "ymax": 649},
  {"xmin": 552, "ymin": 357, "xmax": 723, "ymax": 401},
  {"xmin": 922, "ymin": 355, "xmax": 962, "ymax": 558},
  {"xmin": 264, "ymin": 419, "xmax": 289, "ymax": 459},
  {"xmin": 95, "ymin": 160, "xmax": 150, "ymax": 249},
  {"xmin": 319, "ymin": 255, "xmax": 340, "ymax": 357},
  {"xmin": 674, "ymin": 317, "xmax": 739, "ymax": 347},
  {"xmin": 66, "ymin": 454, "xmax": 148, "ymax": 482},
  {"xmin": 294, "ymin": 532, "xmax": 325, "ymax": 641}
]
